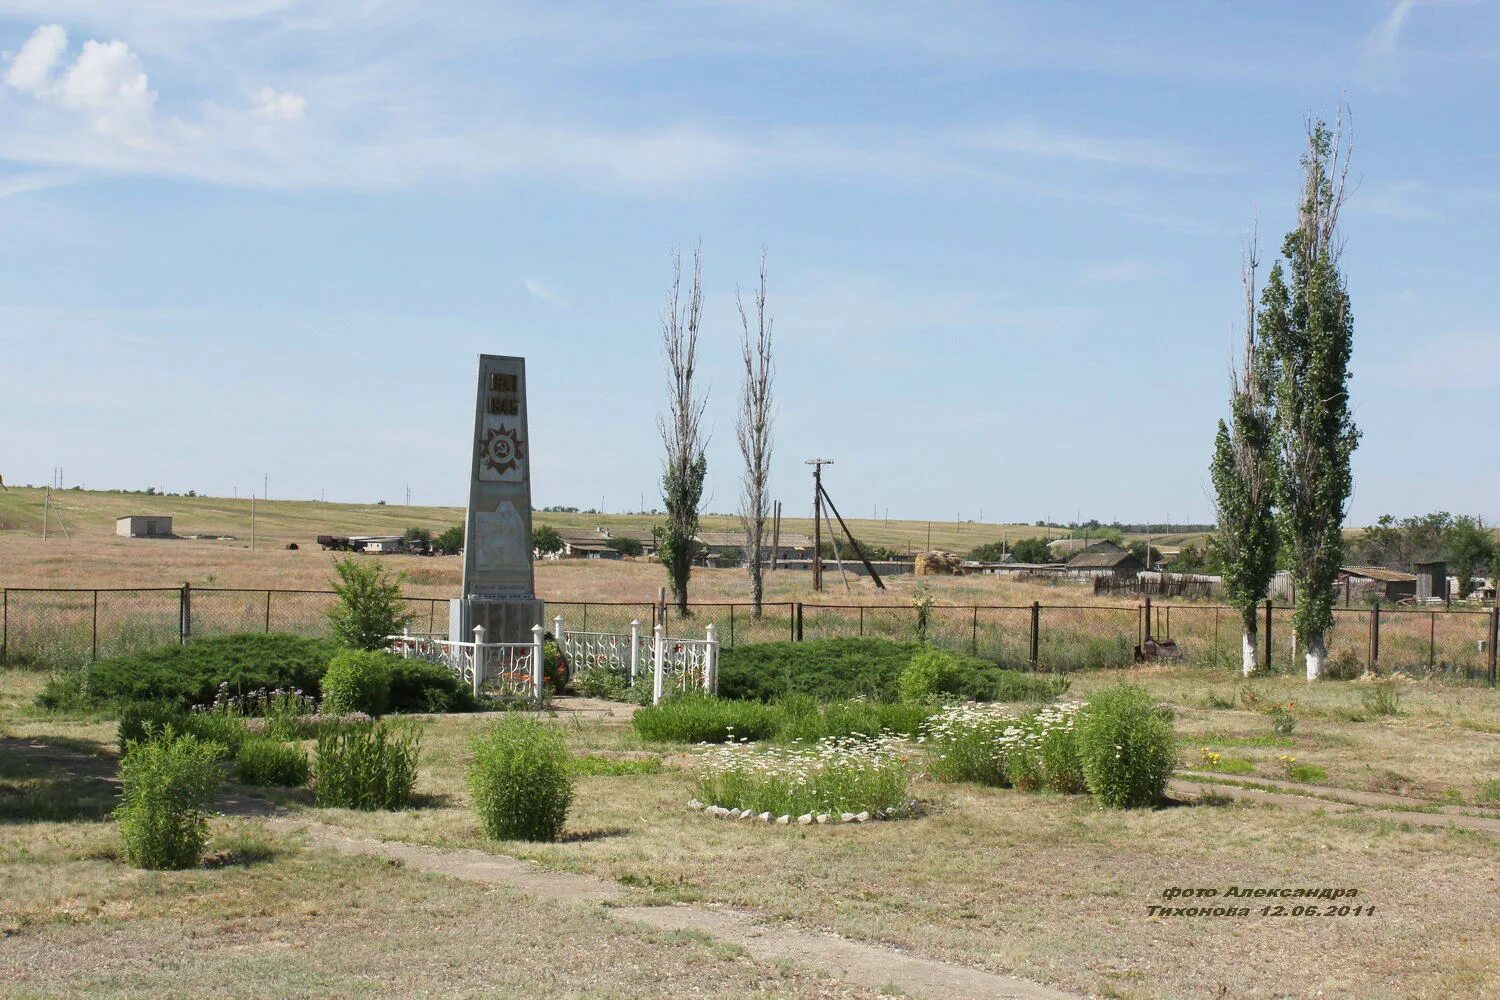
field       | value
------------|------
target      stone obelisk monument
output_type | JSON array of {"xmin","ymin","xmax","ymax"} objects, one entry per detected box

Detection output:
[{"xmin": 449, "ymin": 354, "xmax": 545, "ymax": 644}]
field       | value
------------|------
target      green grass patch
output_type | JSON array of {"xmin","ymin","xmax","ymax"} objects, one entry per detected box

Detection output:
[
  {"xmin": 632, "ymin": 694, "xmax": 780, "ymax": 744},
  {"xmin": 568, "ymin": 754, "xmax": 666, "ymax": 777}
]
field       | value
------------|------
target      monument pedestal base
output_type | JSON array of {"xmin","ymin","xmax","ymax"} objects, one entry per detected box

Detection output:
[{"xmin": 449, "ymin": 597, "xmax": 546, "ymax": 645}]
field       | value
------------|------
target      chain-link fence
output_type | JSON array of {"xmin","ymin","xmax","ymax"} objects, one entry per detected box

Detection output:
[{"xmin": 3, "ymin": 586, "xmax": 1496, "ymax": 685}]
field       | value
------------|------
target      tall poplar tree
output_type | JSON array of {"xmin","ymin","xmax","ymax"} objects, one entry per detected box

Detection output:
[
  {"xmin": 658, "ymin": 244, "xmax": 708, "ymax": 615},
  {"xmin": 736, "ymin": 251, "xmax": 775, "ymax": 618},
  {"xmin": 1262, "ymin": 114, "xmax": 1360, "ymax": 681},
  {"xmin": 1211, "ymin": 226, "xmax": 1278, "ymax": 676}
]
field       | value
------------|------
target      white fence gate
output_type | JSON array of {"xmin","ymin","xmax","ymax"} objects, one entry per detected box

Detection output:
[
  {"xmin": 553, "ymin": 615, "xmax": 717, "ymax": 704},
  {"xmin": 388, "ymin": 623, "xmax": 545, "ymax": 704}
]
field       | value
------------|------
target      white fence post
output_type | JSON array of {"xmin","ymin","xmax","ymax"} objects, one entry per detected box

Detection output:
[
  {"xmin": 471, "ymin": 624, "xmax": 485, "ymax": 697},
  {"xmin": 705, "ymin": 622, "xmax": 718, "ymax": 695},
  {"xmin": 532, "ymin": 623, "xmax": 545, "ymax": 706},
  {"xmin": 629, "ymin": 619, "xmax": 641, "ymax": 684},
  {"xmin": 552, "ymin": 614, "xmax": 565, "ymax": 677},
  {"xmin": 652, "ymin": 622, "xmax": 665, "ymax": 705}
]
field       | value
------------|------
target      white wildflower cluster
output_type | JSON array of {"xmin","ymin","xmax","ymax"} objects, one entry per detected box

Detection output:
[
  {"xmin": 917, "ymin": 702, "xmax": 1017, "ymax": 750},
  {"xmin": 692, "ymin": 733, "xmax": 911, "ymax": 819},
  {"xmin": 994, "ymin": 700, "xmax": 1085, "ymax": 755},
  {"xmin": 920, "ymin": 698, "xmax": 1088, "ymax": 792}
]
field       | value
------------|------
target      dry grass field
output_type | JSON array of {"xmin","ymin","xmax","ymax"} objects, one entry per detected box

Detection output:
[
  {"xmin": 2, "ymin": 667, "xmax": 1497, "ymax": 1000},
  {"xmin": 0, "ymin": 486, "xmax": 1201, "ymax": 605}
]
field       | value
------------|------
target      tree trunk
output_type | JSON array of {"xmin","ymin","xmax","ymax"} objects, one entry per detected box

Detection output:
[
  {"xmin": 1241, "ymin": 626, "xmax": 1258, "ymax": 677},
  {"xmin": 1305, "ymin": 632, "xmax": 1326, "ymax": 682}
]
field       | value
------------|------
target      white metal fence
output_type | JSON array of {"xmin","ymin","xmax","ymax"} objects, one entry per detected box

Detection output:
[
  {"xmin": 553, "ymin": 615, "xmax": 718, "ymax": 704},
  {"xmin": 388, "ymin": 624, "xmax": 545, "ymax": 704}
]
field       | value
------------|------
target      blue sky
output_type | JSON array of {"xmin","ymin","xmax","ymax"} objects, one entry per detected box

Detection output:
[{"xmin": 1, "ymin": 1, "xmax": 1496, "ymax": 527}]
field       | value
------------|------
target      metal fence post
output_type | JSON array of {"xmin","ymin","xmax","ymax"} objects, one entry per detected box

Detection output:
[
  {"xmin": 859, "ymin": 606, "xmax": 865, "ymax": 637},
  {"xmin": 1369, "ymin": 602, "xmax": 1380, "ymax": 673},
  {"xmin": 1429, "ymin": 610, "xmax": 1436, "ymax": 670},
  {"xmin": 1489, "ymin": 604, "xmax": 1498, "ymax": 687},
  {"xmin": 180, "ymin": 582, "xmax": 192, "ymax": 644},
  {"xmin": 1, "ymin": 588, "xmax": 7, "ymax": 663},
  {"xmin": 531, "ymin": 623, "xmax": 545, "ymax": 706},
  {"xmin": 705, "ymin": 622, "xmax": 718, "ymax": 694},
  {"xmin": 971, "ymin": 606, "xmax": 979, "ymax": 655},
  {"xmin": 652, "ymin": 623, "xmax": 665, "ymax": 705},
  {"xmin": 789, "ymin": 603, "xmax": 796, "ymax": 640},
  {"xmin": 471, "ymin": 624, "xmax": 485, "ymax": 697},
  {"xmin": 629, "ymin": 619, "xmax": 641, "ymax": 683},
  {"xmin": 265, "ymin": 590, "xmax": 273, "ymax": 633},
  {"xmin": 1264, "ymin": 599, "xmax": 1273, "ymax": 674},
  {"xmin": 1029, "ymin": 601, "xmax": 1040, "ymax": 669},
  {"xmin": 729, "ymin": 604, "xmax": 735, "ymax": 648},
  {"xmin": 91, "ymin": 590, "xmax": 99, "ymax": 663}
]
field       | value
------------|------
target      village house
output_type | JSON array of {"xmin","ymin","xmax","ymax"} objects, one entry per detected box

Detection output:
[{"xmin": 1065, "ymin": 549, "xmax": 1143, "ymax": 578}]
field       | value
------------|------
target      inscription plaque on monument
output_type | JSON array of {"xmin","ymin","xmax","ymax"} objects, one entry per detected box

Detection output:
[{"xmin": 450, "ymin": 354, "xmax": 544, "ymax": 644}]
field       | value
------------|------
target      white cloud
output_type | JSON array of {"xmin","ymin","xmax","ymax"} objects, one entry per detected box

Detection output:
[
  {"xmin": 1367, "ymin": 0, "xmax": 1419, "ymax": 56},
  {"xmin": 524, "ymin": 277, "xmax": 567, "ymax": 306},
  {"xmin": 54, "ymin": 39, "xmax": 157, "ymax": 143},
  {"xmin": 250, "ymin": 86, "xmax": 306, "ymax": 121},
  {"xmin": 4, "ymin": 27, "xmax": 158, "ymax": 147},
  {"xmin": 5, "ymin": 23, "xmax": 67, "ymax": 94},
  {"xmin": 0, "ymin": 168, "xmax": 79, "ymax": 199}
]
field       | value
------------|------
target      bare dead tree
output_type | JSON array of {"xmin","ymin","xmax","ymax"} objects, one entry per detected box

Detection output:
[
  {"xmin": 736, "ymin": 251, "xmax": 775, "ymax": 618},
  {"xmin": 657, "ymin": 243, "xmax": 708, "ymax": 615}
]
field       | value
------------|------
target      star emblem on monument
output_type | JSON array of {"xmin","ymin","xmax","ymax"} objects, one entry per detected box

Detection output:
[{"xmin": 480, "ymin": 424, "xmax": 525, "ymax": 477}]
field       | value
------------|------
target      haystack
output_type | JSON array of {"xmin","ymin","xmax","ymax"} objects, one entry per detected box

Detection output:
[{"xmin": 914, "ymin": 550, "xmax": 963, "ymax": 576}]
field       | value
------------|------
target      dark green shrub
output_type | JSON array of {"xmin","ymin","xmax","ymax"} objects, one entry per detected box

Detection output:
[
  {"xmin": 115, "ymin": 727, "xmax": 223, "ymax": 870},
  {"xmin": 899, "ymin": 649, "xmax": 964, "ymax": 702},
  {"xmin": 85, "ymin": 633, "xmax": 339, "ymax": 708},
  {"xmin": 718, "ymin": 639, "xmax": 917, "ymax": 702},
  {"xmin": 572, "ymin": 666, "xmax": 650, "ymax": 704},
  {"xmin": 35, "ymin": 668, "xmax": 95, "ymax": 713},
  {"xmin": 236, "ymin": 738, "xmax": 311, "ymax": 787},
  {"xmin": 1075, "ymin": 685, "xmax": 1176, "ymax": 809},
  {"xmin": 321, "ymin": 650, "xmax": 394, "ymax": 716},
  {"xmin": 716, "ymin": 638, "xmax": 1028, "ymax": 703},
  {"xmin": 314, "ymin": 722, "xmax": 421, "ymax": 810},
  {"xmin": 632, "ymin": 694, "xmax": 779, "ymax": 743},
  {"xmin": 992, "ymin": 671, "xmax": 1070, "ymax": 702},
  {"xmin": 117, "ymin": 704, "xmax": 247, "ymax": 758},
  {"xmin": 326, "ymin": 557, "xmax": 418, "ymax": 650},
  {"xmin": 543, "ymin": 640, "xmax": 569, "ymax": 695},
  {"xmin": 466, "ymin": 717, "xmax": 573, "ymax": 841},
  {"xmin": 387, "ymin": 657, "xmax": 477, "ymax": 713},
  {"xmin": 183, "ymin": 712, "xmax": 251, "ymax": 757}
]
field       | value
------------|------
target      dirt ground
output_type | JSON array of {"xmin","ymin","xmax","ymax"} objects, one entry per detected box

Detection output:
[{"xmin": 4, "ymin": 668, "xmax": 1496, "ymax": 1000}]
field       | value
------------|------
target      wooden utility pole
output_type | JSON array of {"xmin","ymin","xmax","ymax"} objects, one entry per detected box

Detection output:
[
  {"xmin": 806, "ymin": 459, "xmax": 833, "ymax": 591},
  {"xmin": 770, "ymin": 500, "xmax": 782, "ymax": 570}
]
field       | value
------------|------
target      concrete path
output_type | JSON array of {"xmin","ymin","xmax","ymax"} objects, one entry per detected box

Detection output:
[{"xmin": 287, "ymin": 818, "xmax": 1078, "ymax": 1000}]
